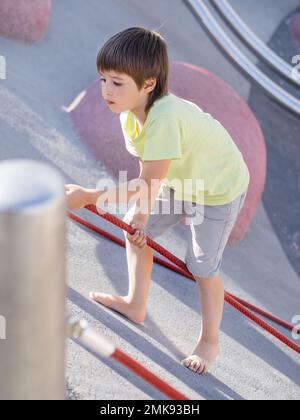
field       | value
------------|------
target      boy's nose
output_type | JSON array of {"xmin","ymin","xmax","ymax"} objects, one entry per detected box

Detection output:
[{"xmin": 104, "ymin": 91, "xmax": 113, "ymax": 99}]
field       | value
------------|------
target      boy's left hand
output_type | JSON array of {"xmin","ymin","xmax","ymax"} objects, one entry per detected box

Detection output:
[{"xmin": 123, "ymin": 215, "xmax": 148, "ymax": 250}]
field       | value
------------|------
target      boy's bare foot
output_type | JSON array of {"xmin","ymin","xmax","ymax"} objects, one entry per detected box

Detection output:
[
  {"xmin": 181, "ymin": 338, "xmax": 220, "ymax": 375},
  {"xmin": 89, "ymin": 292, "xmax": 146, "ymax": 324}
]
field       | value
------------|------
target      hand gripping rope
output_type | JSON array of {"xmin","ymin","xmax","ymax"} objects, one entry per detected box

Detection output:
[{"xmin": 68, "ymin": 204, "xmax": 300, "ymax": 358}]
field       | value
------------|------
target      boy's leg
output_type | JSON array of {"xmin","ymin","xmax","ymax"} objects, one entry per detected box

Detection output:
[
  {"xmin": 90, "ymin": 240, "xmax": 153, "ymax": 324},
  {"xmin": 182, "ymin": 191, "xmax": 247, "ymax": 374},
  {"xmin": 90, "ymin": 185, "xmax": 186, "ymax": 323},
  {"xmin": 182, "ymin": 274, "xmax": 224, "ymax": 374},
  {"xmin": 125, "ymin": 239, "xmax": 154, "ymax": 320}
]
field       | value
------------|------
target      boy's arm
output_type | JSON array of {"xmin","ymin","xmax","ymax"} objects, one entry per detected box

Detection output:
[
  {"xmin": 133, "ymin": 159, "xmax": 171, "ymax": 225},
  {"xmin": 89, "ymin": 159, "xmax": 171, "ymax": 224}
]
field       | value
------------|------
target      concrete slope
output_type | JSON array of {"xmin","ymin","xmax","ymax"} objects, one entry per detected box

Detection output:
[{"xmin": 0, "ymin": 0, "xmax": 299, "ymax": 400}]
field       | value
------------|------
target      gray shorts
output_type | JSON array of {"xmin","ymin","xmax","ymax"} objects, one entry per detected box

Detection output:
[{"xmin": 139, "ymin": 185, "xmax": 247, "ymax": 279}]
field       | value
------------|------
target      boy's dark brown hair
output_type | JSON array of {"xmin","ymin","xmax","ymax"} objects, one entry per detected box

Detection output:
[{"xmin": 97, "ymin": 27, "xmax": 169, "ymax": 114}]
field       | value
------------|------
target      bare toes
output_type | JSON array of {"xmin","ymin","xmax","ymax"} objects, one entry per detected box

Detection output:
[
  {"xmin": 182, "ymin": 356, "xmax": 210, "ymax": 375},
  {"xmin": 182, "ymin": 358, "xmax": 192, "ymax": 368},
  {"xmin": 196, "ymin": 362, "xmax": 206, "ymax": 374},
  {"xmin": 192, "ymin": 360, "xmax": 203, "ymax": 373},
  {"xmin": 191, "ymin": 360, "xmax": 200, "ymax": 371},
  {"xmin": 89, "ymin": 291, "xmax": 103, "ymax": 302}
]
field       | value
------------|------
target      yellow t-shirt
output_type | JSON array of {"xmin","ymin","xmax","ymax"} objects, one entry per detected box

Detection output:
[{"xmin": 119, "ymin": 92, "xmax": 250, "ymax": 206}]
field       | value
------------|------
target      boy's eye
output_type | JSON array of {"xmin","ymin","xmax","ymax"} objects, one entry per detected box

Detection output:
[{"xmin": 100, "ymin": 78, "xmax": 122, "ymax": 87}]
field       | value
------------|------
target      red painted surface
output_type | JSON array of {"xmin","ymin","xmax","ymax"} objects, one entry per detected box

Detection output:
[
  {"xmin": 293, "ymin": 232, "xmax": 300, "ymax": 255},
  {"xmin": 0, "ymin": 0, "xmax": 51, "ymax": 43},
  {"xmin": 289, "ymin": 13, "xmax": 300, "ymax": 45},
  {"xmin": 70, "ymin": 61, "xmax": 267, "ymax": 244}
]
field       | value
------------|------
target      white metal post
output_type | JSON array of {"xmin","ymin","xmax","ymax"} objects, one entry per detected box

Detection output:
[{"xmin": 0, "ymin": 160, "xmax": 66, "ymax": 400}]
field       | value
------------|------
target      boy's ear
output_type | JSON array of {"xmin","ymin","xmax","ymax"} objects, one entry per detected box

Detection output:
[{"xmin": 144, "ymin": 78, "xmax": 157, "ymax": 93}]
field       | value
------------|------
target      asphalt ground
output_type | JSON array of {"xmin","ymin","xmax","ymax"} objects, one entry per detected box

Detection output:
[{"xmin": 0, "ymin": 0, "xmax": 299, "ymax": 400}]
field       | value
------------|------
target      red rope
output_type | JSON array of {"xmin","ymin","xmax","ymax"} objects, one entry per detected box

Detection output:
[
  {"xmin": 112, "ymin": 348, "xmax": 189, "ymax": 400},
  {"xmin": 68, "ymin": 205, "xmax": 300, "ymax": 354}
]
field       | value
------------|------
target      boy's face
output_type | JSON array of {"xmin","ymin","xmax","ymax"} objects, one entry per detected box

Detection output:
[{"xmin": 100, "ymin": 70, "xmax": 155, "ymax": 114}]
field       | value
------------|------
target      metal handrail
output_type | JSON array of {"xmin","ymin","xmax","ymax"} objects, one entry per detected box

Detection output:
[
  {"xmin": 184, "ymin": 0, "xmax": 300, "ymax": 117},
  {"xmin": 210, "ymin": 0, "xmax": 300, "ymax": 87}
]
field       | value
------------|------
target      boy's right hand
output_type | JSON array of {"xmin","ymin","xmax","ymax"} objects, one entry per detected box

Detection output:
[{"xmin": 65, "ymin": 184, "xmax": 91, "ymax": 210}]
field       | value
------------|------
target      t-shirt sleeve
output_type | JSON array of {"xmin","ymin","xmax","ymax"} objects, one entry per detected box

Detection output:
[{"xmin": 143, "ymin": 116, "xmax": 183, "ymax": 161}]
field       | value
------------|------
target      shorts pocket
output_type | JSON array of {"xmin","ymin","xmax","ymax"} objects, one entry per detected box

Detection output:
[{"xmin": 201, "ymin": 203, "xmax": 232, "ymax": 222}]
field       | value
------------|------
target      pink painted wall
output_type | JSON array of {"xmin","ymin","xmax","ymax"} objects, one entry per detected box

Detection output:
[
  {"xmin": 0, "ymin": 0, "xmax": 51, "ymax": 43},
  {"xmin": 289, "ymin": 13, "xmax": 300, "ymax": 45}
]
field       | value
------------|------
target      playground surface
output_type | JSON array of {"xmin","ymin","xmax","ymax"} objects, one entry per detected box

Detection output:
[{"xmin": 0, "ymin": 0, "xmax": 299, "ymax": 400}]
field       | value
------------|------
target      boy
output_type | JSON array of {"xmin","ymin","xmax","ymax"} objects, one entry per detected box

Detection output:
[{"xmin": 65, "ymin": 27, "xmax": 250, "ymax": 375}]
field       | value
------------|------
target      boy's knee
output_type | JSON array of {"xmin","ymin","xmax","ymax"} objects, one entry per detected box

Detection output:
[{"xmin": 193, "ymin": 273, "xmax": 221, "ymax": 283}]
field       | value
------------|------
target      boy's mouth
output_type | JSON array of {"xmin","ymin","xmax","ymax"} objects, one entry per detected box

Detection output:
[{"xmin": 107, "ymin": 100, "xmax": 115, "ymax": 106}]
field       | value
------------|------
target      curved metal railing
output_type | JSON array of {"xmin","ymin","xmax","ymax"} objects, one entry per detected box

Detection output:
[
  {"xmin": 210, "ymin": 0, "xmax": 300, "ymax": 87},
  {"xmin": 184, "ymin": 0, "xmax": 300, "ymax": 117}
]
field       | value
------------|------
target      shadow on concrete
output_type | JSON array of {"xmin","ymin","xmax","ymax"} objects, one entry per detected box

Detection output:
[{"xmin": 68, "ymin": 287, "xmax": 245, "ymax": 400}]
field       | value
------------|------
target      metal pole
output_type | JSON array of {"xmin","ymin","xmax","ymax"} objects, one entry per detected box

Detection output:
[
  {"xmin": 0, "ymin": 160, "xmax": 66, "ymax": 400},
  {"xmin": 184, "ymin": 0, "xmax": 300, "ymax": 117},
  {"xmin": 210, "ymin": 0, "xmax": 300, "ymax": 86}
]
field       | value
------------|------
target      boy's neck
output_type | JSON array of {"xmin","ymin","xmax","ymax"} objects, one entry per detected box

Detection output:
[{"xmin": 131, "ymin": 99, "xmax": 149, "ymax": 129}]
